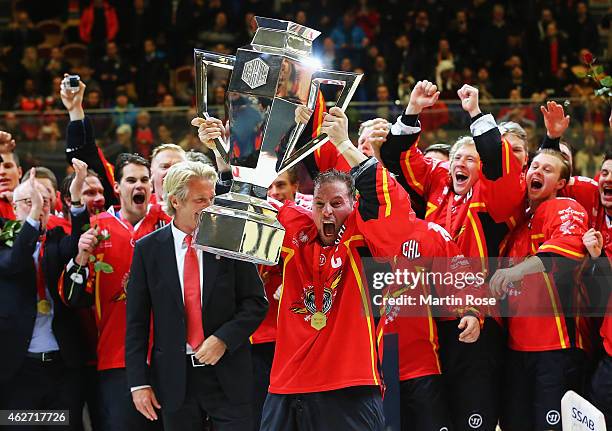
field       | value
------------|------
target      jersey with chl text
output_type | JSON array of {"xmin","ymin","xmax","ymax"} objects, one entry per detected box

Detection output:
[
  {"xmin": 383, "ymin": 220, "xmax": 486, "ymax": 381},
  {"xmin": 269, "ymin": 158, "xmax": 415, "ymax": 394},
  {"xmin": 502, "ymin": 198, "xmax": 589, "ymax": 352},
  {"xmin": 59, "ymin": 204, "xmax": 170, "ymax": 370}
]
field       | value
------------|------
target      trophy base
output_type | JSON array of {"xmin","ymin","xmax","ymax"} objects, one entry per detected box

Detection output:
[{"xmin": 194, "ymin": 193, "xmax": 285, "ymax": 266}]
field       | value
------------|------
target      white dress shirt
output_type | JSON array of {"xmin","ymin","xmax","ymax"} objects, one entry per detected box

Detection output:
[{"xmin": 131, "ymin": 221, "xmax": 204, "ymax": 393}]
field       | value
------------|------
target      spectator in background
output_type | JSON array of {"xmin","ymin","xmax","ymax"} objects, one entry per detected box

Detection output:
[
  {"xmin": 539, "ymin": 21, "xmax": 569, "ymax": 83},
  {"xmin": 388, "ymin": 34, "xmax": 416, "ymax": 88},
  {"xmin": 96, "ymin": 41, "xmax": 130, "ymax": 105},
  {"xmin": 435, "ymin": 60, "xmax": 458, "ymax": 100},
  {"xmin": 135, "ymin": 110, "xmax": 154, "ymax": 159},
  {"xmin": 197, "ymin": 11, "xmax": 237, "ymax": 50},
  {"xmin": 330, "ymin": 11, "xmax": 368, "ymax": 67},
  {"xmin": 367, "ymin": 56, "xmax": 393, "ymax": 99},
  {"xmin": 137, "ymin": 39, "xmax": 169, "ymax": 107},
  {"xmin": 20, "ymin": 46, "xmax": 46, "ymax": 91},
  {"xmin": 355, "ymin": 0, "xmax": 380, "ymax": 42},
  {"xmin": 449, "ymin": 10, "xmax": 476, "ymax": 70},
  {"xmin": 112, "ymin": 91, "xmax": 137, "ymax": 128},
  {"xmin": 319, "ymin": 37, "xmax": 337, "ymax": 69},
  {"xmin": 409, "ymin": 10, "xmax": 436, "ymax": 80},
  {"xmin": 497, "ymin": 88, "xmax": 537, "ymax": 127},
  {"xmin": 108, "ymin": 124, "xmax": 132, "ymax": 161},
  {"xmin": 2, "ymin": 113, "xmax": 25, "ymax": 143},
  {"xmin": 3, "ymin": 10, "xmax": 42, "ymax": 63},
  {"xmin": 481, "ymin": 4, "xmax": 508, "ymax": 75},
  {"xmin": 120, "ymin": 0, "xmax": 154, "ymax": 60},
  {"xmin": 80, "ymin": 0, "xmax": 119, "ymax": 60},
  {"xmin": 45, "ymin": 48, "xmax": 69, "ymax": 84},
  {"xmin": 157, "ymin": 124, "xmax": 174, "ymax": 145},
  {"xmin": 575, "ymin": 135, "xmax": 604, "ymax": 178},
  {"xmin": 570, "ymin": 2, "xmax": 600, "ymax": 54}
]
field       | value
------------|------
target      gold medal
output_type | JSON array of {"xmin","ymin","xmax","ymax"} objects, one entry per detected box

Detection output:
[
  {"xmin": 37, "ymin": 299, "xmax": 51, "ymax": 315},
  {"xmin": 311, "ymin": 311, "xmax": 327, "ymax": 330}
]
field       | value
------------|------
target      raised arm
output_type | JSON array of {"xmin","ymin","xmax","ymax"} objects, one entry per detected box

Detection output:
[
  {"xmin": 376, "ymin": 80, "xmax": 447, "ymax": 199},
  {"xmin": 60, "ymin": 74, "xmax": 118, "ymax": 206}
]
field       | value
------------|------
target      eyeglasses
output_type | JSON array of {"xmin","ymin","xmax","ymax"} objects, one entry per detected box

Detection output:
[{"xmin": 14, "ymin": 198, "xmax": 51, "ymax": 208}]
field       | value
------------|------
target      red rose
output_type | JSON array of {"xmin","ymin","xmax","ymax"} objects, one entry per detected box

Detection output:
[{"xmin": 583, "ymin": 51, "xmax": 594, "ymax": 65}]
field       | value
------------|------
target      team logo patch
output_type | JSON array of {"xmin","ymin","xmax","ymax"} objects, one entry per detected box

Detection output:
[
  {"xmin": 558, "ymin": 206, "xmax": 585, "ymax": 235},
  {"xmin": 319, "ymin": 254, "xmax": 326, "ymax": 266},
  {"xmin": 546, "ymin": 410, "xmax": 560, "ymax": 426},
  {"xmin": 468, "ymin": 413, "xmax": 483, "ymax": 429}
]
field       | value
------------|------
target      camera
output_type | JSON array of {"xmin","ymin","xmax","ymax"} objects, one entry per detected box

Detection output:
[{"xmin": 63, "ymin": 75, "xmax": 81, "ymax": 93}]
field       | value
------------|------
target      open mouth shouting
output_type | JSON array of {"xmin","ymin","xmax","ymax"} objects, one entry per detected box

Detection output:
[
  {"xmin": 132, "ymin": 191, "xmax": 147, "ymax": 206},
  {"xmin": 601, "ymin": 184, "xmax": 612, "ymax": 205},
  {"xmin": 530, "ymin": 178, "xmax": 543, "ymax": 191},
  {"xmin": 322, "ymin": 220, "xmax": 336, "ymax": 238}
]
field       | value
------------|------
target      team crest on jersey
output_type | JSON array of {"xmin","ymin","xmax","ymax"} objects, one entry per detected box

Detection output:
[
  {"xmin": 292, "ymin": 230, "xmax": 310, "ymax": 247},
  {"xmin": 289, "ymin": 270, "xmax": 343, "ymax": 320},
  {"xmin": 111, "ymin": 272, "xmax": 130, "ymax": 302},
  {"xmin": 97, "ymin": 228, "xmax": 112, "ymax": 249},
  {"xmin": 558, "ymin": 206, "xmax": 585, "ymax": 235}
]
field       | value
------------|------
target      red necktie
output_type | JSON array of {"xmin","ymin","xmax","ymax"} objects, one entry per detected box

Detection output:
[{"xmin": 183, "ymin": 235, "xmax": 204, "ymax": 350}]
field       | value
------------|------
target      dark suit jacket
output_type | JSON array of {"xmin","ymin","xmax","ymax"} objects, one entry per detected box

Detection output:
[
  {"xmin": 125, "ymin": 224, "xmax": 267, "ymax": 412},
  {"xmin": 0, "ymin": 210, "xmax": 89, "ymax": 381}
]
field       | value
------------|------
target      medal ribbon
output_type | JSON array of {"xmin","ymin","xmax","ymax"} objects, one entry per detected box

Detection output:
[{"xmin": 312, "ymin": 243, "xmax": 324, "ymax": 313}]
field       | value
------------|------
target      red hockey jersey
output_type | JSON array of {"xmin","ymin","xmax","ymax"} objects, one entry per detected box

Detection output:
[
  {"xmin": 269, "ymin": 159, "xmax": 415, "ymax": 394},
  {"xmin": 63, "ymin": 205, "xmax": 170, "ymax": 370},
  {"xmin": 502, "ymin": 198, "xmax": 589, "ymax": 351},
  {"xmin": 383, "ymin": 220, "xmax": 486, "ymax": 381}
]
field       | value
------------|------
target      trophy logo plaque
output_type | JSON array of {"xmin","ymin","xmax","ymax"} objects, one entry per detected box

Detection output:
[{"xmin": 193, "ymin": 16, "xmax": 362, "ymax": 265}]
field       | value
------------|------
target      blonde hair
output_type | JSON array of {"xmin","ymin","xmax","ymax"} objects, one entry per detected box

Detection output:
[
  {"xmin": 151, "ymin": 143, "xmax": 185, "ymax": 161},
  {"xmin": 449, "ymin": 136, "xmax": 476, "ymax": 161},
  {"xmin": 163, "ymin": 161, "xmax": 218, "ymax": 216}
]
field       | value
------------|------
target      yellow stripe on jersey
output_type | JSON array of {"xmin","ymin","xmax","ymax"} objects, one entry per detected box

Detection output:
[
  {"xmin": 278, "ymin": 246, "xmax": 295, "ymax": 322},
  {"xmin": 416, "ymin": 265, "xmax": 441, "ymax": 373},
  {"xmin": 542, "ymin": 272, "xmax": 567, "ymax": 349},
  {"xmin": 425, "ymin": 202, "xmax": 438, "ymax": 218},
  {"xmin": 504, "ymin": 140, "xmax": 510, "ymax": 176},
  {"xmin": 381, "ymin": 168, "xmax": 392, "ymax": 217},
  {"xmin": 345, "ymin": 236, "xmax": 379, "ymax": 386},
  {"xmin": 403, "ymin": 148, "xmax": 424, "ymax": 193},
  {"xmin": 466, "ymin": 210, "xmax": 486, "ymax": 272},
  {"xmin": 95, "ymin": 253, "xmax": 103, "ymax": 320},
  {"xmin": 538, "ymin": 244, "xmax": 585, "ymax": 259}
]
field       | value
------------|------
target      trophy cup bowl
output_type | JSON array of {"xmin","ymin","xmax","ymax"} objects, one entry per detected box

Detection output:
[{"xmin": 193, "ymin": 16, "xmax": 362, "ymax": 265}]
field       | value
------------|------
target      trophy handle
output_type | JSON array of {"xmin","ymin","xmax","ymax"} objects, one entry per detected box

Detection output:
[
  {"xmin": 194, "ymin": 49, "xmax": 236, "ymax": 164},
  {"xmin": 277, "ymin": 70, "xmax": 362, "ymax": 173}
]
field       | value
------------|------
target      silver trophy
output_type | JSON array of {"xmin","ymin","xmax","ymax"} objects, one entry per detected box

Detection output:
[{"xmin": 193, "ymin": 16, "xmax": 362, "ymax": 265}]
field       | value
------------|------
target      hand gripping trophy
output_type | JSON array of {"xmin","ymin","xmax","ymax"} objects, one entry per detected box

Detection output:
[{"xmin": 193, "ymin": 16, "xmax": 362, "ymax": 265}]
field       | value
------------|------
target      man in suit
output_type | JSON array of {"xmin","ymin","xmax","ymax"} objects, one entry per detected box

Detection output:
[
  {"xmin": 0, "ymin": 160, "xmax": 90, "ymax": 429},
  {"xmin": 126, "ymin": 160, "xmax": 268, "ymax": 431}
]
